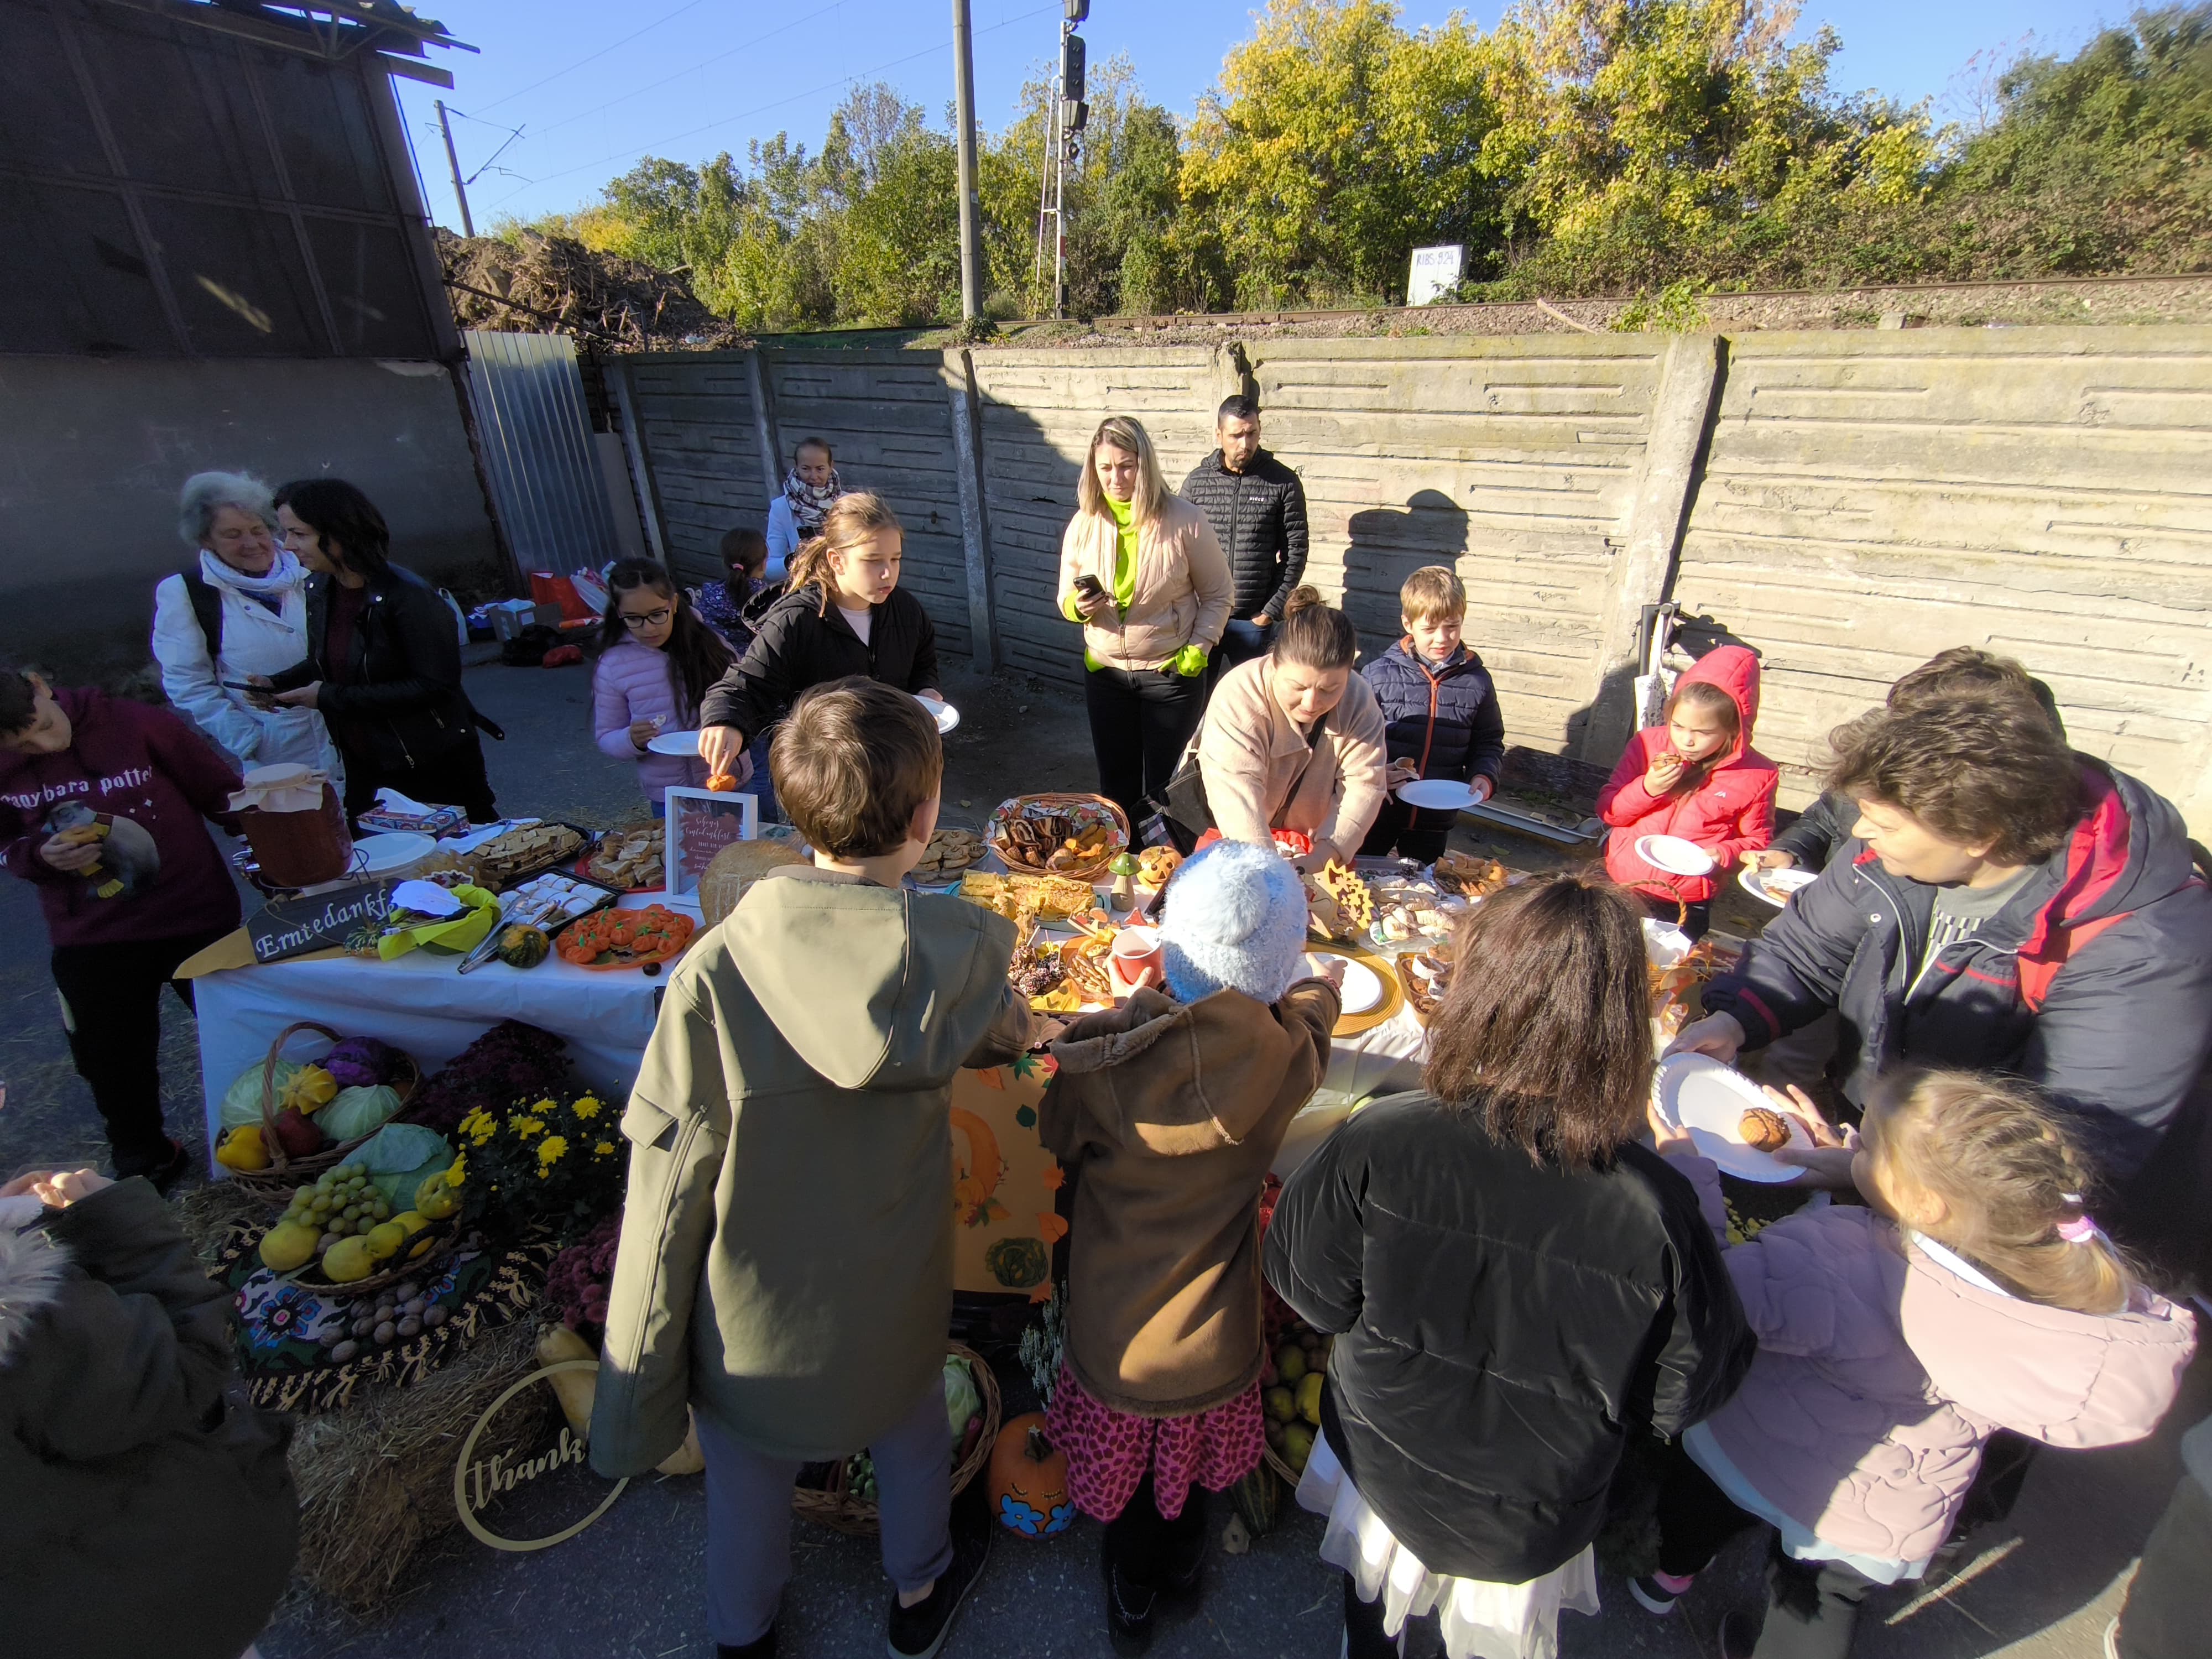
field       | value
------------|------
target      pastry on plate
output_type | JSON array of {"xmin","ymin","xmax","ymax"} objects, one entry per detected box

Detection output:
[{"xmin": 1737, "ymin": 1106, "xmax": 1793, "ymax": 1153}]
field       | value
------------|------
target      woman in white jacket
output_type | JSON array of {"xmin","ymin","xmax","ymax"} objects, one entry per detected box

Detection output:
[{"xmin": 151, "ymin": 471, "xmax": 340, "ymax": 784}]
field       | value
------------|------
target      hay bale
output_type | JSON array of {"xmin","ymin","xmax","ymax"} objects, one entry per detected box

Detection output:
[{"xmin": 287, "ymin": 1319, "xmax": 545, "ymax": 1611}]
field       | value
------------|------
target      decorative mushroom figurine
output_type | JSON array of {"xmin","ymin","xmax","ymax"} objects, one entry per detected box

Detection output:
[{"xmin": 1108, "ymin": 850, "xmax": 1141, "ymax": 912}]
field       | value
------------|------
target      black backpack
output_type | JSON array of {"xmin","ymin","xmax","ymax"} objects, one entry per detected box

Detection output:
[{"xmin": 179, "ymin": 567, "xmax": 226, "ymax": 659}]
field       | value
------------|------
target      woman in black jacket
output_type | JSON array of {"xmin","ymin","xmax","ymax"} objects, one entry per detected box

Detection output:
[
  {"xmin": 1266, "ymin": 872, "xmax": 1752, "ymax": 1659},
  {"xmin": 696, "ymin": 493, "xmax": 942, "ymax": 791},
  {"xmin": 266, "ymin": 478, "xmax": 499, "ymax": 823}
]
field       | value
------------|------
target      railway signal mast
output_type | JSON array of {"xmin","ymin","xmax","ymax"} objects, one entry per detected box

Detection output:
[{"xmin": 1033, "ymin": 0, "xmax": 1088, "ymax": 319}]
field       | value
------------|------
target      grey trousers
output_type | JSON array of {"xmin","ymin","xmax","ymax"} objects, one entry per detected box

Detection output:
[
  {"xmin": 2114, "ymin": 1470, "xmax": 2212, "ymax": 1659},
  {"xmin": 696, "ymin": 1382, "xmax": 954, "ymax": 1647}
]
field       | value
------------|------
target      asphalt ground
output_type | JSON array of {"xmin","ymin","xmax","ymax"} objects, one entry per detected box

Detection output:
[{"xmin": 0, "ymin": 655, "xmax": 2197, "ymax": 1659}]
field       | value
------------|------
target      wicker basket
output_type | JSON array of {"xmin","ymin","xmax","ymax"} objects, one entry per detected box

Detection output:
[
  {"xmin": 284, "ymin": 1219, "xmax": 463, "ymax": 1301},
  {"xmin": 225, "ymin": 1021, "xmax": 421, "ymax": 1206},
  {"xmin": 987, "ymin": 793, "xmax": 1130, "ymax": 883},
  {"xmin": 790, "ymin": 1343, "xmax": 999, "ymax": 1536},
  {"xmin": 1262, "ymin": 1443, "xmax": 1302, "ymax": 1489}
]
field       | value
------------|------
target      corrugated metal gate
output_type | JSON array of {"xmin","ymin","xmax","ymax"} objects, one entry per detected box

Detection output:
[{"xmin": 462, "ymin": 329, "xmax": 621, "ymax": 577}]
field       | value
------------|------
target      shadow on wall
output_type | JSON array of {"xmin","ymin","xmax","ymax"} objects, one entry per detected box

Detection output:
[
  {"xmin": 1541, "ymin": 612, "xmax": 1768, "ymax": 804},
  {"xmin": 1340, "ymin": 489, "xmax": 1470, "ymax": 657}
]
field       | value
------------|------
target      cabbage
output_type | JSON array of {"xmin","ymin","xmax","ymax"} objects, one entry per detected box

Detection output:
[
  {"xmin": 358, "ymin": 1122, "xmax": 455, "ymax": 1210},
  {"xmin": 221, "ymin": 1059, "xmax": 302, "ymax": 1130},
  {"xmin": 315, "ymin": 1083, "xmax": 403, "ymax": 1144},
  {"xmin": 323, "ymin": 1036, "xmax": 398, "ymax": 1091},
  {"xmin": 943, "ymin": 1354, "xmax": 981, "ymax": 1444}
]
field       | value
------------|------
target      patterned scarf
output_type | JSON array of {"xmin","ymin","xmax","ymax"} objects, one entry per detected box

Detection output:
[{"xmin": 782, "ymin": 466, "xmax": 843, "ymax": 538}]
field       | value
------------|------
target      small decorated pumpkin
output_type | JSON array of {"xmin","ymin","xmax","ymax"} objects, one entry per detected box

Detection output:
[
  {"xmin": 987, "ymin": 1414, "xmax": 1073, "ymax": 1537},
  {"xmin": 495, "ymin": 924, "xmax": 552, "ymax": 969}
]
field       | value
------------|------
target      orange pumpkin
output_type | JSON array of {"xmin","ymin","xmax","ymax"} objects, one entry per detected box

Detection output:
[{"xmin": 987, "ymin": 1414, "xmax": 1073, "ymax": 1537}]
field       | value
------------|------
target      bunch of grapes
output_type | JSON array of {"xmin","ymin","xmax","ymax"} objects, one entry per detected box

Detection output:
[{"xmin": 284, "ymin": 1162, "xmax": 391, "ymax": 1250}]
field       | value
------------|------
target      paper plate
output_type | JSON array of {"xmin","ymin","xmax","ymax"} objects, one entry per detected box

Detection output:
[
  {"xmin": 1739, "ymin": 865, "xmax": 1817, "ymax": 908},
  {"xmin": 646, "ymin": 729, "xmax": 701, "ymax": 757},
  {"xmin": 917, "ymin": 696, "xmax": 960, "ymax": 734},
  {"xmin": 1395, "ymin": 778, "xmax": 1478, "ymax": 811},
  {"xmin": 1652, "ymin": 1054, "xmax": 1812, "ymax": 1183},
  {"xmin": 1636, "ymin": 834, "xmax": 1717, "ymax": 877},
  {"xmin": 1305, "ymin": 952, "xmax": 1384, "ymax": 1015},
  {"xmin": 352, "ymin": 832, "xmax": 435, "ymax": 876}
]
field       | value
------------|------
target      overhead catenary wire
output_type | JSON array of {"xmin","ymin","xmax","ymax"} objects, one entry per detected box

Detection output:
[
  {"xmin": 466, "ymin": 0, "xmax": 724, "ymax": 116},
  {"xmin": 480, "ymin": 2, "xmax": 1058, "ymax": 214}
]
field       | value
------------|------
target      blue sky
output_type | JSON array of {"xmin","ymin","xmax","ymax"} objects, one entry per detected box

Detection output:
[{"xmin": 395, "ymin": 1, "xmax": 2113, "ymax": 231}]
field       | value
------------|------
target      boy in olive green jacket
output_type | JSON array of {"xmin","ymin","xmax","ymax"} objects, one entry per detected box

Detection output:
[{"xmin": 592, "ymin": 678, "xmax": 1035, "ymax": 1659}]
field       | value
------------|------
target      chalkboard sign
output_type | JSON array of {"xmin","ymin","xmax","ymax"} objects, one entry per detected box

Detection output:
[{"xmin": 249, "ymin": 879, "xmax": 395, "ymax": 964}]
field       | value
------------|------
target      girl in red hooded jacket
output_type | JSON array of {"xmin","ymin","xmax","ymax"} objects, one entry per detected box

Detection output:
[{"xmin": 1598, "ymin": 645, "xmax": 1777, "ymax": 939}]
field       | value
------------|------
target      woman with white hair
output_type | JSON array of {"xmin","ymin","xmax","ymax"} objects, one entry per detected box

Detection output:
[
  {"xmin": 1057, "ymin": 415, "xmax": 1232, "ymax": 824},
  {"xmin": 150, "ymin": 471, "xmax": 337, "ymax": 782}
]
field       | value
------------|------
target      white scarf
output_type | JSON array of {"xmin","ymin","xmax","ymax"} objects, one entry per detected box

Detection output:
[{"xmin": 199, "ymin": 546, "xmax": 305, "ymax": 605}]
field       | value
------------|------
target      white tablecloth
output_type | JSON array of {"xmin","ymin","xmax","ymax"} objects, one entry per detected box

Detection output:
[{"xmin": 195, "ymin": 895, "xmax": 689, "ymax": 1161}]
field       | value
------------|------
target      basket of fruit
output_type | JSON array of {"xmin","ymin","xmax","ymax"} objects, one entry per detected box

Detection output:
[
  {"xmin": 987, "ymin": 794, "xmax": 1129, "ymax": 880},
  {"xmin": 555, "ymin": 903, "xmax": 697, "ymax": 969},
  {"xmin": 217, "ymin": 1022, "xmax": 421, "ymax": 1203},
  {"xmin": 1261, "ymin": 1320, "xmax": 1331, "ymax": 1487},
  {"xmin": 252, "ymin": 1157, "xmax": 465, "ymax": 1299},
  {"xmin": 792, "ymin": 1344, "xmax": 999, "ymax": 1535}
]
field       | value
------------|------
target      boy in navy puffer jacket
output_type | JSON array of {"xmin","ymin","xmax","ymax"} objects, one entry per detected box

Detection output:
[{"xmin": 1359, "ymin": 567, "xmax": 1505, "ymax": 864}]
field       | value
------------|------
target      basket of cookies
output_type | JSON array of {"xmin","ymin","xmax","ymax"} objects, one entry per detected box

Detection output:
[{"xmin": 987, "ymin": 794, "xmax": 1129, "ymax": 881}]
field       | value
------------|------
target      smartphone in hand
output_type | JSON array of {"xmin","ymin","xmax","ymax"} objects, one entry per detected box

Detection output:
[{"xmin": 1073, "ymin": 574, "xmax": 1104, "ymax": 601}]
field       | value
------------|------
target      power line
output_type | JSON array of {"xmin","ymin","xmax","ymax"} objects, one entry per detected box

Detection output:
[
  {"xmin": 481, "ymin": 3, "xmax": 1057, "ymax": 213},
  {"xmin": 467, "ymin": 0, "xmax": 723, "ymax": 116}
]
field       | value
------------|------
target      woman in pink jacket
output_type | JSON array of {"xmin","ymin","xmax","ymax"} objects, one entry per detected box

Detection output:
[
  {"xmin": 1598, "ymin": 644, "xmax": 1777, "ymax": 940},
  {"xmin": 1637, "ymin": 1068, "xmax": 2196, "ymax": 1659},
  {"xmin": 592, "ymin": 559, "xmax": 743, "ymax": 812}
]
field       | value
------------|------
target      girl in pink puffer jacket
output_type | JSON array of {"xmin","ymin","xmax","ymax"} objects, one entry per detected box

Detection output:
[
  {"xmin": 1640, "ymin": 1068, "xmax": 2196, "ymax": 1659},
  {"xmin": 592, "ymin": 560, "xmax": 747, "ymax": 811}
]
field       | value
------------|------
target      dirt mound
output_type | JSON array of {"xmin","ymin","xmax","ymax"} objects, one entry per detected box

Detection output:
[{"xmin": 436, "ymin": 228, "xmax": 747, "ymax": 352}]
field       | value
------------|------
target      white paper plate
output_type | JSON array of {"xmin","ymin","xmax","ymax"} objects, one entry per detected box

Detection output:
[
  {"xmin": 1636, "ymin": 834, "xmax": 1717, "ymax": 877},
  {"xmin": 1395, "ymin": 778, "xmax": 1477, "ymax": 810},
  {"xmin": 646, "ymin": 729, "xmax": 701, "ymax": 757},
  {"xmin": 1305, "ymin": 952, "xmax": 1384, "ymax": 1015},
  {"xmin": 1739, "ymin": 865, "xmax": 1817, "ymax": 908},
  {"xmin": 352, "ymin": 832, "xmax": 435, "ymax": 875},
  {"xmin": 917, "ymin": 696, "xmax": 960, "ymax": 734},
  {"xmin": 1652, "ymin": 1053, "xmax": 1812, "ymax": 1183}
]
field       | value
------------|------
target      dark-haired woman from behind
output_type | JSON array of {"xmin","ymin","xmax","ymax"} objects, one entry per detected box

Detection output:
[
  {"xmin": 263, "ymin": 478, "xmax": 500, "ymax": 823},
  {"xmin": 1265, "ymin": 873, "xmax": 1754, "ymax": 1659},
  {"xmin": 593, "ymin": 559, "xmax": 743, "ymax": 813},
  {"xmin": 1188, "ymin": 587, "xmax": 1387, "ymax": 868}
]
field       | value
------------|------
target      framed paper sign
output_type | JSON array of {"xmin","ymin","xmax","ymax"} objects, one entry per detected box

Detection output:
[{"xmin": 663, "ymin": 787, "xmax": 758, "ymax": 898}]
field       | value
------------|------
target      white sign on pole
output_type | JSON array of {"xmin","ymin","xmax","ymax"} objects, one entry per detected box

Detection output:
[{"xmin": 1406, "ymin": 244, "xmax": 1465, "ymax": 307}]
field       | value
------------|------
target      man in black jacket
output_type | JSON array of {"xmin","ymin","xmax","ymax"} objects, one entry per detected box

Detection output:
[{"xmin": 1180, "ymin": 396, "xmax": 1308, "ymax": 675}]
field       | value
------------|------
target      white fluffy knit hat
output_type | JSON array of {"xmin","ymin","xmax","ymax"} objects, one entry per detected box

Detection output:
[{"xmin": 1160, "ymin": 839, "xmax": 1310, "ymax": 1005}]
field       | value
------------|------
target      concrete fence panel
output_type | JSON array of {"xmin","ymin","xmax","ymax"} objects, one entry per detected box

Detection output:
[
  {"xmin": 1673, "ymin": 326, "xmax": 2212, "ymax": 830},
  {"xmin": 623, "ymin": 351, "xmax": 770, "ymax": 588}
]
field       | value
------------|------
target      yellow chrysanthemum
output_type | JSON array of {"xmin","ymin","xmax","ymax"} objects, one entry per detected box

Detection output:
[
  {"xmin": 571, "ymin": 1096, "xmax": 602, "ymax": 1120},
  {"xmin": 538, "ymin": 1135, "xmax": 568, "ymax": 1166},
  {"xmin": 594, "ymin": 1140, "xmax": 615, "ymax": 1157},
  {"xmin": 509, "ymin": 1114, "xmax": 546, "ymax": 1139},
  {"xmin": 446, "ymin": 1154, "xmax": 467, "ymax": 1186}
]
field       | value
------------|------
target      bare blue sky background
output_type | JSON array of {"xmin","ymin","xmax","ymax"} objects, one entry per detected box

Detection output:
[{"xmin": 394, "ymin": 1, "xmax": 2111, "ymax": 232}]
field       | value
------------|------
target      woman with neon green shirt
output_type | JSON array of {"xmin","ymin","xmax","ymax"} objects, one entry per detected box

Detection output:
[{"xmin": 1057, "ymin": 416, "xmax": 1233, "ymax": 824}]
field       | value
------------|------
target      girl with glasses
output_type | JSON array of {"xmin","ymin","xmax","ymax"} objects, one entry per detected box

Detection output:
[{"xmin": 594, "ymin": 559, "xmax": 741, "ymax": 813}]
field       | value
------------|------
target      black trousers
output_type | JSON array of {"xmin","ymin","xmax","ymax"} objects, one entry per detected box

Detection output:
[
  {"xmin": 342, "ymin": 734, "xmax": 499, "ymax": 825},
  {"xmin": 51, "ymin": 927, "xmax": 233, "ymax": 1177},
  {"xmin": 1103, "ymin": 1473, "xmax": 1207, "ymax": 1591},
  {"xmin": 1085, "ymin": 666, "xmax": 1206, "ymax": 829},
  {"xmin": 1655, "ymin": 1444, "xmax": 1876, "ymax": 1659},
  {"xmin": 2114, "ymin": 1463, "xmax": 2212, "ymax": 1659},
  {"xmin": 1360, "ymin": 798, "xmax": 1451, "ymax": 865}
]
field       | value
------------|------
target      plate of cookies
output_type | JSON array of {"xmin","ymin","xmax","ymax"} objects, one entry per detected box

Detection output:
[{"xmin": 1652, "ymin": 1054, "xmax": 1814, "ymax": 1182}]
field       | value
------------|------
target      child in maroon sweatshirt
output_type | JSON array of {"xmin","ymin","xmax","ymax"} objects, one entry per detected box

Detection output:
[{"xmin": 0, "ymin": 671, "xmax": 242, "ymax": 1186}]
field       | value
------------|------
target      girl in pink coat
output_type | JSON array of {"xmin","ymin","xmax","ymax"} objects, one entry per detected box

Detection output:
[
  {"xmin": 1598, "ymin": 644, "xmax": 1777, "ymax": 939},
  {"xmin": 1639, "ymin": 1068, "xmax": 2196, "ymax": 1659},
  {"xmin": 592, "ymin": 560, "xmax": 747, "ymax": 812}
]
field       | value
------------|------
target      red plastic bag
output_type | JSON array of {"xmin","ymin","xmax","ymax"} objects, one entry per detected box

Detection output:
[{"xmin": 541, "ymin": 643, "xmax": 584, "ymax": 668}]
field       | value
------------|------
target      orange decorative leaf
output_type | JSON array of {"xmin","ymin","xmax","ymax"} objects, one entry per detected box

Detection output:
[
  {"xmin": 1035, "ymin": 1211, "xmax": 1070, "ymax": 1244},
  {"xmin": 1040, "ymin": 1164, "xmax": 1066, "ymax": 1191}
]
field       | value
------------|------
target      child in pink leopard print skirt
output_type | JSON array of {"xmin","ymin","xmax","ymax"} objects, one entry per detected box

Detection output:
[{"xmin": 1037, "ymin": 840, "xmax": 1341, "ymax": 1654}]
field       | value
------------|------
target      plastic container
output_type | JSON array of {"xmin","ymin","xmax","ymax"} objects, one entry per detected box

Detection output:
[{"xmin": 529, "ymin": 571, "xmax": 595, "ymax": 622}]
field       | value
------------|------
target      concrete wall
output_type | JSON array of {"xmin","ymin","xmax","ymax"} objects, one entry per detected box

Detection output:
[
  {"xmin": 619, "ymin": 325, "xmax": 2212, "ymax": 837},
  {"xmin": 0, "ymin": 353, "xmax": 497, "ymax": 677}
]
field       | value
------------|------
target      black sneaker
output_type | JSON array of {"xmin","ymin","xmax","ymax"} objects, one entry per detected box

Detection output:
[
  {"xmin": 131, "ymin": 1138, "xmax": 190, "ymax": 1195},
  {"xmin": 717, "ymin": 1627, "xmax": 776, "ymax": 1659},
  {"xmin": 1629, "ymin": 1571, "xmax": 1694, "ymax": 1615},
  {"xmin": 887, "ymin": 1512, "xmax": 990, "ymax": 1659},
  {"xmin": 1104, "ymin": 1555, "xmax": 1158, "ymax": 1657}
]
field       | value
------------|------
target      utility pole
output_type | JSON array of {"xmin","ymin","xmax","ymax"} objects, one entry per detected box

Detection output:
[
  {"xmin": 1032, "ymin": 1, "xmax": 1088, "ymax": 319},
  {"xmin": 435, "ymin": 99, "xmax": 476, "ymax": 238},
  {"xmin": 951, "ymin": 0, "xmax": 983, "ymax": 326}
]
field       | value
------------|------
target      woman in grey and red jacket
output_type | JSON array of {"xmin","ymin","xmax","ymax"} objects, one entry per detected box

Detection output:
[
  {"xmin": 1638, "ymin": 1069, "xmax": 2194, "ymax": 1659},
  {"xmin": 1673, "ymin": 691, "xmax": 2212, "ymax": 1285}
]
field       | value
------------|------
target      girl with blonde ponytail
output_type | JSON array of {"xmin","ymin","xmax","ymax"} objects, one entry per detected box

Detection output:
[
  {"xmin": 696, "ymin": 491, "xmax": 946, "ymax": 791},
  {"xmin": 1637, "ymin": 1069, "xmax": 2195, "ymax": 1658}
]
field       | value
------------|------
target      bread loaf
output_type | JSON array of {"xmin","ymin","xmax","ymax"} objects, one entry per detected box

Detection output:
[{"xmin": 698, "ymin": 837, "xmax": 807, "ymax": 925}]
